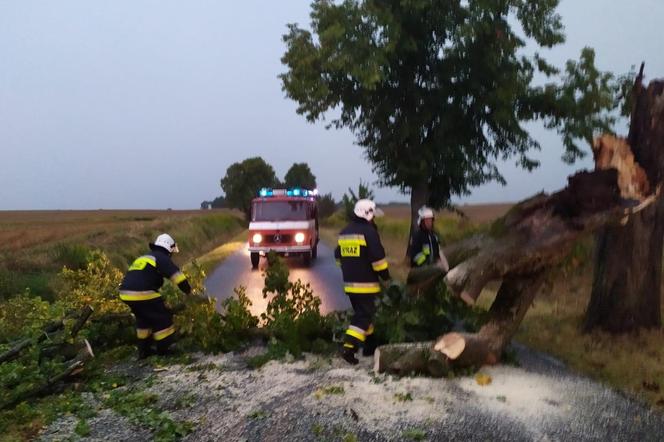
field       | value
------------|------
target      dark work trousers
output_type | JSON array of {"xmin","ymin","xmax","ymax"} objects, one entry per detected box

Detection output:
[
  {"xmin": 123, "ymin": 297, "xmax": 175, "ymax": 354},
  {"xmin": 343, "ymin": 294, "xmax": 377, "ymax": 351}
]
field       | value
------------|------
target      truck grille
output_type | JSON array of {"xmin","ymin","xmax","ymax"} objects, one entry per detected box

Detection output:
[{"xmin": 264, "ymin": 234, "xmax": 293, "ymax": 244}]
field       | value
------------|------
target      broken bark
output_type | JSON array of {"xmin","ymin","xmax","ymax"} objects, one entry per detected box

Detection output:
[{"xmin": 585, "ymin": 76, "xmax": 664, "ymax": 333}]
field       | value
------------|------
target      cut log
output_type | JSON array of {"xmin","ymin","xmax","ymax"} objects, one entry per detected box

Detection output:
[
  {"xmin": 433, "ymin": 332, "xmax": 466, "ymax": 359},
  {"xmin": 374, "ymin": 342, "xmax": 432, "ymax": 375}
]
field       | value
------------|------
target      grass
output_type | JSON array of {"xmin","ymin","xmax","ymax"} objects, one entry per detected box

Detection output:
[
  {"xmin": 325, "ymin": 207, "xmax": 664, "ymax": 410},
  {"xmin": 0, "ymin": 209, "xmax": 245, "ymax": 300},
  {"xmin": 194, "ymin": 231, "xmax": 247, "ymax": 275}
]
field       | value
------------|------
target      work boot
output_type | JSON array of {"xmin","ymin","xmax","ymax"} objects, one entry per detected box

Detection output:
[
  {"xmin": 340, "ymin": 346, "xmax": 359, "ymax": 365},
  {"xmin": 155, "ymin": 335, "xmax": 180, "ymax": 356},
  {"xmin": 137, "ymin": 340, "xmax": 155, "ymax": 360},
  {"xmin": 362, "ymin": 334, "xmax": 377, "ymax": 357}
]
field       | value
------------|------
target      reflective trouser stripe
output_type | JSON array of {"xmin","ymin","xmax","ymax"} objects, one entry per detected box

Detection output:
[
  {"xmin": 345, "ymin": 326, "xmax": 366, "ymax": 342},
  {"xmin": 366, "ymin": 324, "xmax": 374, "ymax": 336},
  {"xmin": 119, "ymin": 291, "xmax": 161, "ymax": 301},
  {"xmin": 153, "ymin": 326, "xmax": 175, "ymax": 341},
  {"xmin": 414, "ymin": 253, "xmax": 427, "ymax": 266},
  {"xmin": 136, "ymin": 328, "xmax": 152, "ymax": 339},
  {"xmin": 344, "ymin": 283, "xmax": 381, "ymax": 294}
]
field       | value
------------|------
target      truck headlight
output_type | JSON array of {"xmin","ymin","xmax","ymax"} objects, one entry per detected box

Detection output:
[
  {"xmin": 252, "ymin": 233, "xmax": 263, "ymax": 244},
  {"xmin": 295, "ymin": 232, "xmax": 305, "ymax": 243}
]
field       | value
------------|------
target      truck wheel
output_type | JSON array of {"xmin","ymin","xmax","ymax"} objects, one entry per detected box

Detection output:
[
  {"xmin": 311, "ymin": 243, "xmax": 318, "ymax": 260},
  {"xmin": 302, "ymin": 251, "xmax": 312, "ymax": 267},
  {"xmin": 250, "ymin": 252, "xmax": 260, "ymax": 270}
]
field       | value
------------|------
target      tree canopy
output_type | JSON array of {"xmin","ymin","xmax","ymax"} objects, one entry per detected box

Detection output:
[
  {"xmin": 220, "ymin": 157, "xmax": 280, "ymax": 220},
  {"xmin": 281, "ymin": 0, "xmax": 629, "ymax": 219},
  {"xmin": 284, "ymin": 162, "xmax": 317, "ymax": 189}
]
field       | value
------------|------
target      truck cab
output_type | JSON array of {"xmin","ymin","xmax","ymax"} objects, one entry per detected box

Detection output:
[{"xmin": 248, "ymin": 188, "xmax": 319, "ymax": 269}]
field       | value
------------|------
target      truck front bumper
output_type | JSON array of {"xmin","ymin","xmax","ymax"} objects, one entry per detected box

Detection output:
[{"xmin": 248, "ymin": 245, "xmax": 311, "ymax": 254}]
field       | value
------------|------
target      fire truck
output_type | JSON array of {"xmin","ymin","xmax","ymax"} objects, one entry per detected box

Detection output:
[{"xmin": 248, "ymin": 188, "xmax": 320, "ymax": 269}]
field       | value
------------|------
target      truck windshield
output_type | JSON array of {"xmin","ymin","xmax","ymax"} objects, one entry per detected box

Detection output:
[{"xmin": 252, "ymin": 201, "xmax": 309, "ymax": 221}]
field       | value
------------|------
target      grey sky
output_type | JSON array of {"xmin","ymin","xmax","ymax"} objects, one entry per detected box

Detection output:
[{"xmin": 1, "ymin": 1, "xmax": 662, "ymax": 210}]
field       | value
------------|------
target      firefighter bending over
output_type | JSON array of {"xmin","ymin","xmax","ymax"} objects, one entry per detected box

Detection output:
[
  {"xmin": 335, "ymin": 199, "xmax": 391, "ymax": 365},
  {"xmin": 409, "ymin": 206, "xmax": 449, "ymax": 272},
  {"xmin": 119, "ymin": 233, "xmax": 191, "ymax": 358}
]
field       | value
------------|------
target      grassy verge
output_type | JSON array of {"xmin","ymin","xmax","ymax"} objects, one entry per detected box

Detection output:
[{"xmin": 193, "ymin": 231, "xmax": 247, "ymax": 275}]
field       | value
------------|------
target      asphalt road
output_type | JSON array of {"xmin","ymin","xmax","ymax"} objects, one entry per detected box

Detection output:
[{"xmin": 204, "ymin": 242, "xmax": 351, "ymax": 316}]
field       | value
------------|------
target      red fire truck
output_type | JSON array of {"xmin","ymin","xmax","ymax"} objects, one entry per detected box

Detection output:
[{"xmin": 248, "ymin": 188, "xmax": 319, "ymax": 269}]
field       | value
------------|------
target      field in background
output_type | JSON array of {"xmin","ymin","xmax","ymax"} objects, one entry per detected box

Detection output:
[
  {"xmin": 323, "ymin": 203, "xmax": 664, "ymax": 409},
  {"xmin": 0, "ymin": 209, "xmax": 245, "ymax": 300},
  {"xmin": 380, "ymin": 202, "xmax": 513, "ymax": 224}
]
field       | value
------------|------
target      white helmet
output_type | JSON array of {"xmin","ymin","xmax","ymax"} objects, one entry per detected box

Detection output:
[
  {"xmin": 417, "ymin": 206, "xmax": 435, "ymax": 225},
  {"xmin": 354, "ymin": 199, "xmax": 384, "ymax": 221},
  {"xmin": 153, "ymin": 233, "xmax": 179, "ymax": 254}
]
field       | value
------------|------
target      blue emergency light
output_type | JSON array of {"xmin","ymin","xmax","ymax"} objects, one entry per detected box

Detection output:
[{"xmin": 258, "ymin": 187, "xmax": 319, "ymax": 198}]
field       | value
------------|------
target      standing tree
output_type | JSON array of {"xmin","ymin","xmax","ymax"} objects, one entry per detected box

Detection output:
[
  {"xmin": 284, "ymin": 162, "xmax": 317, "ymax": 189},
  {"xmin": 317, "ymin": 193, "xmax": 338, "ymax": 219},
  {"xmin": 221, "ymin": 157, "xmax": 280, "ymax": 220},
  {"xmin": 342, "ymin": 180, "xmax": 375, "ymax": 221},
  {"xmin": 281, "ymin": 0, "xmax": 626, "ymax": 252}
]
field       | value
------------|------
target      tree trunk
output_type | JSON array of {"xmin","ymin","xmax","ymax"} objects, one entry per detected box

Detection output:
[
  {"xmin": 584, "ymin": 76, "xmax": 664, "ymax": 333},
  {"xmin": 406, "ymin": 180, "xmax": 429, "ymax": 259}
]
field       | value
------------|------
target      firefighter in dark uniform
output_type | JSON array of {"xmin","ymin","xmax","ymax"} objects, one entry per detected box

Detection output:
[
  {"xmin": 119, "ymin": 233, "xmax": 191, "ymax": 358},
  {"xmin": 409, "ymin": 206, "xmax": 449, "ymax": 271},
  {"xmin": 334, "ymin": 199, "xmax": 391, "ymax": 365}
]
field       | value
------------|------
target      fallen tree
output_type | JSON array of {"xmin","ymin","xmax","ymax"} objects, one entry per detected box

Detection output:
[{"xmin": 376, "ymin": 75, "xmax": 664, "ymax": 376}]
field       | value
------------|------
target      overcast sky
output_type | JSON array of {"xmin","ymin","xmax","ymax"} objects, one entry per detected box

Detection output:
[{"xmin": 1, "ymin": 0, "xmax": 662, "ymax": 210}]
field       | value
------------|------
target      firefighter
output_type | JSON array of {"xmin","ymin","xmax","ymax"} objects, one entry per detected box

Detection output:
[
  {"xmin": 334, "ymin": 199, "xmax": 391, "ymax": 365},
  {"xmin": 119, "ymin": 233, "xmax": 191, "ymax": 358},
  {"xmin": 409, "ymin": 206, "xmax": 449, "ymax": 272}
]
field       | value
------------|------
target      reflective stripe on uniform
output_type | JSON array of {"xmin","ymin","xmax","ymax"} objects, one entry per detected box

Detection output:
[
  {"xmin": 344, "ymin": 282, "xmax": 381, "ymax": 294},
  {"xmin": 170, "ymin": 271, "xmax": 186, "ymax": 284},
  {"xmin": 119, "ymin": 290, "xmax": 161, "ymax": 301},
  {"xmin": 153, "ymin": 326, "xmax": 175, "ymax": 341},
  {"xmin": 338, "ymin": 234, "xmax": 366, "ymax": 258},
  {"xmin": 128, "ymin": 255, "xmax": 156, "ymax": 271},
  {"xmin": 422, "ymin": 245, "xmax": 431, "ymax": 256},
  {"xmin": 371, "ymin": 258, "xmax": 388, "ymax": 271},
  {"xmin": 338, "ymin": 234, "xmax": 367, "ymax": 246},
  {"xmin": 414, "ymin": 252, "xmax": 427, "ymax": 266},
  {"xmin": 136, "ymin": 328, "xmax": 152, "ymax": 339},
  {"xmin": 366, "ymin": 324, "xmax": 375, "ymax": 336},
  {"xmin": 345, "ymin": 325, "xmax": 366, "ymax": 342}
]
